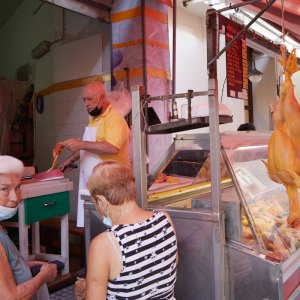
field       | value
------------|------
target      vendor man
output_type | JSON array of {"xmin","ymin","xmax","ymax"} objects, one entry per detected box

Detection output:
[{"xmin": 59, "ymin": 82, "xmax": 129, "ymax": 227}]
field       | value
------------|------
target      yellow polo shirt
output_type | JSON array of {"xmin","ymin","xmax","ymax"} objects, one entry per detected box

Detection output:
[{"xmin": 88, "ymin": 104, "xmax": 130, "ymax": 166}]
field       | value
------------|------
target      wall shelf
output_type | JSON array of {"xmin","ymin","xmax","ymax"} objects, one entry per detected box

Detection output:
[{"xmin": 147, "ymin": 115, "xmax": 232, "ymax": 134}]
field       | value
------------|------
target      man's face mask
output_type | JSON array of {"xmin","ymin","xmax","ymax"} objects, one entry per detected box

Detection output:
[{"xmin": 88, "ymin": 106, "xmax": 102, "ymax": 117}]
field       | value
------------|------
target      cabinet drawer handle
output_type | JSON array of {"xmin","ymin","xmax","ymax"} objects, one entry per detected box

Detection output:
[{"xmin": 43, "ymin": 201, "xmax": 56, "ymax": 207}]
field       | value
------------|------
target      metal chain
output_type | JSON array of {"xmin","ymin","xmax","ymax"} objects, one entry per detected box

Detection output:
[{"xmin": 281, "ymin": 0, "xmax": 286, "ymax": 71}]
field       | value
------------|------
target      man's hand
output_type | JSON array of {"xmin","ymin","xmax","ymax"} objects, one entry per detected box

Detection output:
[
  {"xmin": 75, "ymin": 278, "xmax": 86, "ymax": 300},
  {"xmin": 63, "ymin": 139, "xmax": 85, "ymax": 153},
  {"xmin": 59, "ymin": 159, "xmax": 75, "ymax": 172}
]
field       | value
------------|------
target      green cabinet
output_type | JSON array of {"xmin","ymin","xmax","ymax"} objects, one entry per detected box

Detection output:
[
  {"xmin": 24, "ymin": 192, "xmax": 70, "ymax": 224},
  {"xmin": 6, "ymin": 184, "xmax": 72, "ymax": 274}
]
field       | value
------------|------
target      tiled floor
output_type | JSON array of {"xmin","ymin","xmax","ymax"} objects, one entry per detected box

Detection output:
[{"xmin": 50, "ymin": 284, "xmax": 76, "ymax": 300}]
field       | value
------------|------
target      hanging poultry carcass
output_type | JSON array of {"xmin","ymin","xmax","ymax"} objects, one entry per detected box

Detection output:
[{"xmin": 263, "ymin": 48, "xmax": 300, "ymax": 228}]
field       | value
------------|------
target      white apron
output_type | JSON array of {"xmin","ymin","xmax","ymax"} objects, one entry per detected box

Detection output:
[{"xmin": 77, "ymin": 124, "xmax": 102, "ymax": 227}]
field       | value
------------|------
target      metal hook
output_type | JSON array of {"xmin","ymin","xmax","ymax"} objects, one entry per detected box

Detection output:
[{"xmin": 229, "ymin": 3, "xmax": 239, "ymax": 12}]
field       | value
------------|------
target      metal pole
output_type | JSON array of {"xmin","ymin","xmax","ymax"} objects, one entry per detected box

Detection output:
[
  {"xmin": 132, "ymin": 86, "xmax": 148, "ymax": 209},
  {"xmin": 148, "ymin": 90, "xmax": 211, "ymax": 101},
  {"xmin": 172, "ymin": 0, "xmax": 177, "ymax": 118},
  {"xmin": 187, "ymin": 90, "xmax": 193, "ymax": 120},
  {"xmin": 141, "ymin": 0, "xmax": 147, "ymax": 96},
  {"xmin": 207, "ymin": 10, "xmax": 225, "ymax": 300},
  {"xmin": 208, "ymin": 0, "xmax": 276, "ymax": 65},
  {"xmin": 110, "ymin": 19, "xmax": 113, "ymax": 90},
  {"xmin": 141, "ymin": 0, "xmax": 149, "ymax": 170}
]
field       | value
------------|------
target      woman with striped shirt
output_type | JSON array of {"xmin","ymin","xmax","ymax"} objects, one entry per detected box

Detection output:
[{"xmin": 81, "ymin": 160, "xmax": 178, "ymax": 300}]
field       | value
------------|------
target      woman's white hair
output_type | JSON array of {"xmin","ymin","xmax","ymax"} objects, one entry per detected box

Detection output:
[{"xmin": 0, "ymin": 156, "xmax": 24, "ymax": 176}]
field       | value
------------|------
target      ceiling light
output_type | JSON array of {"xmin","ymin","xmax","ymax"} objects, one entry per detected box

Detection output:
[
  {"xmin": 183, "ymin": 0, "xmax": 228, "ymax": 7},
  {"xmin": 248, "ymin": 59, "xmax": 263, "ymax": 83},
  {"xmin": 183, "ymin": 0, "xmax": 207, "ymax": 7}
]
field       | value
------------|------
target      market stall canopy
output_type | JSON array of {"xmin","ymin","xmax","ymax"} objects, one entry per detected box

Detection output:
[
  {"xmin": 231, "ymin": 0, "xmax": 300, "ymax": 44},
  {"xmin": 183, "ymin": 0, "xmax": 300, "ymax": 55}
]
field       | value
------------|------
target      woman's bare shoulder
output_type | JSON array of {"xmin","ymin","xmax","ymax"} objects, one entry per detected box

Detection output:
[{"xmin": 91, "ymin": 231, "xmax": 109, "ymax": 244}]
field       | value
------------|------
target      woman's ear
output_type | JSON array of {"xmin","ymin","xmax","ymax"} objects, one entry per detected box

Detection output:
[{"xmin": 95, "ymin": 195, "xmax": 107, "ymax": 208}]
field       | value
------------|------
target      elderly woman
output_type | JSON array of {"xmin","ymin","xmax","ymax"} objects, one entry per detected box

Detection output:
[
  {"xmin": 77, "ymin": 160, "xmax": 178, "ymax": 300},
  {"xmin": 0, "ymin": 155, "xmax": 57, "ymax": 300}
]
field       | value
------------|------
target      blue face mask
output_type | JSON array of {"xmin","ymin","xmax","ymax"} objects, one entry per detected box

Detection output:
[
  {"xmin": 0, "ymin": 205, "xmax": 18, "ymax": 221},
  {"xmin": 102, "ymin": 216, "xmax": 113, "ymax": 227}
]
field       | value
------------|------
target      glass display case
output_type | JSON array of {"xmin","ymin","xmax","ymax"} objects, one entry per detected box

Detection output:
[
  {"xmin": 147, "ymin": 134, "xmax": 230, "ymax": 208},
  {"xmin": 221, "ymin": 131, "xmax": 300, "ymax": 262},
  {"xmin": 147, "ymin": 131, "xmax": 300, "ymax": 262}
]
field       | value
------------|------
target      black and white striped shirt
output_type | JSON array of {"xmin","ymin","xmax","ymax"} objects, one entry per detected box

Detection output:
[{"xmin": 107, "ymin": 211, "xmax": 177, "ymax": 300}]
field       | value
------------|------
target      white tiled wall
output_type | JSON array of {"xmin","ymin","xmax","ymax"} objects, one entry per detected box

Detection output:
[
  {"xmin": 35, "ymin": 32, "xmax": 108, "ymax": 220},
  {"xmin": 35, "ymin": 88, "xmax": 87, "ymax": 221}
]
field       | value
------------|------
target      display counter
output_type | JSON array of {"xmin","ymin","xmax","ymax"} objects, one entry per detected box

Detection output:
[
  {"xmin": 222, "ymin": 132, "xmax": 300, "ymax": 260},
  {"xmin": 221, "ymin": 131, "xmax": 300, "ymax": 299},
  {"xmin": 147, "ymin": 132, "xmax": 300, "ymax": 299}
]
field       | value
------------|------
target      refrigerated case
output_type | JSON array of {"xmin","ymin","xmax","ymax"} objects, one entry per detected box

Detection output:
[
  {"xmin": 221, "ymin": 131, "xmax": 300, "ymax": 260},
  {"xmin": 147, "ymin": 133, "xmax": 231, "ymax": 208},
  {"xmin": 221, "ymin": 131, "xmax": 300, "ymax": 299},
  {"xmin": 145, "ymin": 132, "xmax": 300, "ymax": 299}
]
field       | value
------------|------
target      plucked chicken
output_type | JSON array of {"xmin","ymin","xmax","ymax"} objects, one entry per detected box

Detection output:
[
  {"xmin": 263, "ymin": 48, "xmax": 300, "ymax": 228},
  {"xmin": 47, "ymin": 142, "xmax": 64, "ymax": 172}
]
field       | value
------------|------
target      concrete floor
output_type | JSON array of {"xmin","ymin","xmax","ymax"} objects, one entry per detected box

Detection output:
[{"xmin": 50, "ymin": 284, "xmax": 76, "ymax": 300}]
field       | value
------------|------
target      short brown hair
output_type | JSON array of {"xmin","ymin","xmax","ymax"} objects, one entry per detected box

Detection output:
[{"xmin": 87, "ymin": 161, "xmax": 136, "ymax": 205}]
